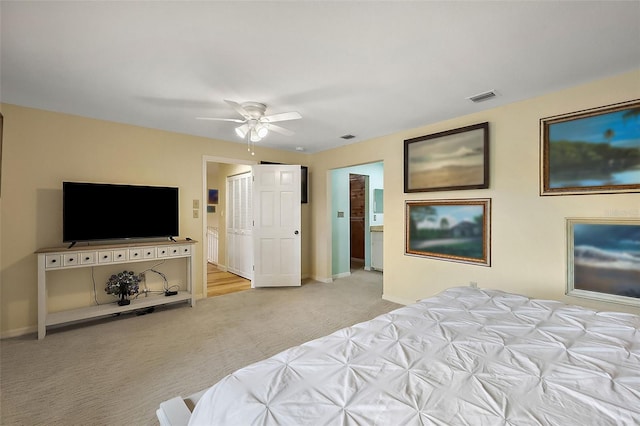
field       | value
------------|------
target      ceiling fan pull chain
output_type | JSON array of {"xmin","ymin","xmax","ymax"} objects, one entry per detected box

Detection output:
[{"xmin": 246, "ymin": 133, "xmax": 255, "ymax": 156}]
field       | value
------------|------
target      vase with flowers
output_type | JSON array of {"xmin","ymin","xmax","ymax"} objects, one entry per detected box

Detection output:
[{"xmin": 105, "ymin": 271, "xmax": 141, "ymax": 306}]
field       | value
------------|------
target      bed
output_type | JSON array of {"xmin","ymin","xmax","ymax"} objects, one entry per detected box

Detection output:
[{"xmin": 157, "ymin": 287, "xmax": 640, "ymax": 425}]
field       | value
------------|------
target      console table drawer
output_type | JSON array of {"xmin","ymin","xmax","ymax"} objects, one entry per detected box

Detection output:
[
  {"xmin": 45, "ymin": 254, "xmax": 62, "ymax": 269},
  {"xmin": 80, "ymin": 252, "xmax": 96, "ymax": 265},
  {"xmin": 113, "ymin": 249, "xmax": 127, "ymax": 262},
  {"xmin": 143, "ymin": 248, "xmax": 156, "ymax": 259},
  {"xmin": 98, "ymin": 251, "xmax": 113, "ymax": 263},
  {"xmin": 128, "ymin": 248, "xmax": 143, "ymax": 261},
  {"xmin": 63, "ymin": 253, "xmax": 80, "ymax": 267}
]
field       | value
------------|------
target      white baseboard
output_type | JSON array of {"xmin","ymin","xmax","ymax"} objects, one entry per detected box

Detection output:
[
  {"xmin": 312, "ymin": 275, "xmax": 333, "ymax": 283},
  {"xmin": 332, "ymin": 272, "xmax": 351, "ymax": 280},
  {"xmin": 382, "ymin": 294, "xmax": 415, "ymax": 306},
  {"xmin": 1, "ymin": 325, "xmax": 36, "ymax": 339}
]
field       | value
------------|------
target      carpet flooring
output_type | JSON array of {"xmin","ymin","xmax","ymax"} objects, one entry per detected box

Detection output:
[{"xmin": 0, "ymin": 269, "xmax": 400, "ymax": 425}]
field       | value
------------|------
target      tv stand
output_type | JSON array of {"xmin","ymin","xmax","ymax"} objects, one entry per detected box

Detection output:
[{"xmin": 36, "ymin": 239, "xmax": 196, "ymax": 339}]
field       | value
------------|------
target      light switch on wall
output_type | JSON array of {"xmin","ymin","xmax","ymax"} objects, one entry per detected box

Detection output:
[
  {"xmin": 193, "ymin": 199, "xmax": 200, "ymax": 209},
  {"xmin": 193, "ymin": 209, "xmax": 199, "ymax": 218}
]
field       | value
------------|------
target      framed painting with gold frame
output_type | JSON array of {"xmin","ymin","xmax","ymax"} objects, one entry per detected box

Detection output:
[
  {"xmin": 540, "ymin": 100, "xmax": 640, "ymax": 195},
  {"xmin": 405, "ymin": 198, "xmax": 491, "ymax": 266}
]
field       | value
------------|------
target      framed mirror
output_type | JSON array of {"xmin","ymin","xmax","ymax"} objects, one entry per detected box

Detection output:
[{"xmin": 373, "ymin": 189, "xmax": 383, "ymax": 213}]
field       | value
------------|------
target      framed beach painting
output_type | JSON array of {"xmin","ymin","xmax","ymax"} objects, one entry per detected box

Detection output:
[
  {"xmin": 405, "ymin": 198, "xmax": 491, "ymax": 266},
  {"xmin": 541, "ymin": 99, "xmax": 640, "ymax": 195},
  {"xmin": 566, "ymin": 218, "xmax": 640, "ymax": 307},
  {"xmin": 404, "ymin": 122, "xmax": 489, "ymax": 193}
]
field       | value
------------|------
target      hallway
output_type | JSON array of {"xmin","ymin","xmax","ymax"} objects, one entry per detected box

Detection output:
[{"xmin": 207, "ymin": 263, "xmax": 251, "ymax": 297}]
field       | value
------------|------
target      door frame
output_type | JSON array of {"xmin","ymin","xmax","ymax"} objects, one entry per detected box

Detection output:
[
  {"xmin": 329, "ymin": 161, "xmax": 383, "ymax": 279},
  {"xmin": 201, "ymin": 155, "xmax": 257, "ymax": 297}
]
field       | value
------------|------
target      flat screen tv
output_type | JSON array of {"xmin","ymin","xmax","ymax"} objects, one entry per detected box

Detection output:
[{"xmin": 63, "ymin": 182, "xmax": 179, "ymax": 243}]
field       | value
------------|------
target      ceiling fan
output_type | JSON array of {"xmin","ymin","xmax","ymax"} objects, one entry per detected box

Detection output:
[{"xmin": 197, "ymin": 100, "xmax": 302, "ymax": 143}]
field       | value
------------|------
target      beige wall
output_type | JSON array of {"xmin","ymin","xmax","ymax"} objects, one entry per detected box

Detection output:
[
  {"xmin": 2, "ymin": 70, "xmax": 639, "ymax": 337},
  {"xmin": 0, "ymin": 105, "xmax": 308, "ymax": 336},
  {"xmin": 310, "ymin": 70, "xmax": 640, "ymax": 314}
]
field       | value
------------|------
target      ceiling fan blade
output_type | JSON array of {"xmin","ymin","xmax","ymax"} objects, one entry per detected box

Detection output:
[
  {"xmin": 261, "ymin": 111, "xmax": 302, "ymax": 123},
  {"xmin": 266, "ymin": 123, "xmax": 295, "ymax": 136},
  {"xmin": 196, "ymin": 117, "xmax": 246, "ymax": 123},
  {"xmin": 224, "ymin": 99, "xmax": 252, "ymax": 120}
]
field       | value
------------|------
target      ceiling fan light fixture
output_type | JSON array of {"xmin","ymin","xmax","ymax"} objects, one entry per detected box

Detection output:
[
  {"xmin": 256, "ymin": 123, "xmax": 269, "ymax": 139},
  {"xmin": 235, "ymin": 126, "xmax": 248, "ymax": 138},
  {"xmin": 200, "ymin": 100, "xmax": 300, "ymax": 146},
  {"xmin": 250, "ymin": 128, "xmax": 261, "ymax": 142}
]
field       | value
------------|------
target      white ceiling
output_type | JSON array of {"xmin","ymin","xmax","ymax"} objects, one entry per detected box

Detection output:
[{"xmin": 1, "ymin": 1, "xmax": 639, "ymax": 154}]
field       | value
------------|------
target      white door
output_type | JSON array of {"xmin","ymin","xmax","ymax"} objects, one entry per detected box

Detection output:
[
  {"xmin": 252, "ymin": 164, "xmax": 301, "ymax": 287},
  {"xmin": 226, "ymin": 172, "xmax": 253, "ymax": 280}
]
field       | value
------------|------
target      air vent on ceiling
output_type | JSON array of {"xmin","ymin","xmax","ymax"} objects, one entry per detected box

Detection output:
[
  {"xmin": 340, "ymin": 134, "xmax": 356, "ymax": 140},
  {"xmin": 467, "ymin": 90, "xmax": 497, "ymax": 103}
]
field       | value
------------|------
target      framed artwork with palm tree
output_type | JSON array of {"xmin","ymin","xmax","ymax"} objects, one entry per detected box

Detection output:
[
  {"xmin": 540, "ymin": 99, "xmax": 640, "ymax": 195},
  {"xmin": 405, "ymin": 198, "xmax": 491, "ymax": 266}
]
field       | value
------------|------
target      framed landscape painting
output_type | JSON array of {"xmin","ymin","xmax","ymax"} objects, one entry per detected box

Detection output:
[
  {"xmin": 404, "ymin": 122, "xmax": 489, "ymax": 193},
  {"xmin": 566, "ymin": 218, "xmax": 640, "ymax": 307},
  {"xmin": 405, "ymin": 198, "xmax": 491, "ymax": 266},
  {"xmin": 541, "ymin": 100, "xmax": 640, "ymax": 195}
]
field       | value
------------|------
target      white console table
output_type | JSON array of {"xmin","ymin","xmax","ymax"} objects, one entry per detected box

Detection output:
[{"xmin": 36, "ymin": 239, "xmax": 196, "ymax": 339}]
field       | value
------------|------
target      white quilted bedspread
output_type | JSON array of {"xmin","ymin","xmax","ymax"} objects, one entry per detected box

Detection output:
[{"xmin": 189, "ymin": 287, "xmax": 640, "ymax": 425}]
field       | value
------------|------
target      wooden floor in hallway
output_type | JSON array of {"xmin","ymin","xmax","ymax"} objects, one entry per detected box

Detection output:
[{"xmin": 207, "ymin": 263, "xmax": 251, "ymax": 297}]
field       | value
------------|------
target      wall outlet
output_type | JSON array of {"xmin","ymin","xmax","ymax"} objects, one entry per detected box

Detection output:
[
  {"xmin": 193, "ymin": 209, "xmax": 199, "ymax": 218},
  {"xmin": 470, "ymin": 281, "xmax": 478, "ymax": 288}
]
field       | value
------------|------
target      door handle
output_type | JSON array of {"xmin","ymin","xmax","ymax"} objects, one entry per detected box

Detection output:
[{"xmin": 294, "ymin": 230, "xmax": 299, "ymax": 235}]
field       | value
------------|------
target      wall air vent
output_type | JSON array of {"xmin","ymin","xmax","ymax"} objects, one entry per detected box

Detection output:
[
  {"xmin": 467, "ymin": 90, "xmax": 497, "ymax": 103},
  {"xmin": 340, "ymin": 134, "xmax": 356, "ymax": 140}
]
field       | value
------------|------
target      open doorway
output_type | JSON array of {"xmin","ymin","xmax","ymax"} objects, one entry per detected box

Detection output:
[
  {"xmin": 202, "ymin": 156, "xmax": 254, "ymax": 298},
  {"xmin": 202, "ymin": 157, "xmax": 303, "ymax": 296},
  {"xmin": 330, "ymin": 161, "xmax": 384, "ymax": 279}
]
